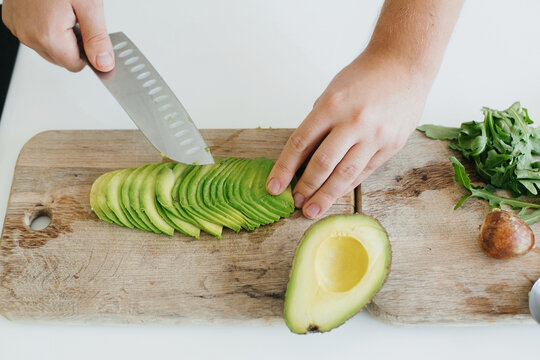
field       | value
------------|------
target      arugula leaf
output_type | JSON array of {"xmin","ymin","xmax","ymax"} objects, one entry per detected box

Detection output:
[
  {"xmin": 520, "ymin": 209, "xmax": 540, "ymax": 225},
  {"xmin": 450, "ymin": 156, "xmax": 471, "ymax": 190},
  {"xmin": 419, "ymin": 102, "xmax": 540, "ymax": 197},
  {"xmin": 417, "ymin": 125, "xmax": 460, "ymax": 140},
  {"xmin": 450, "ymin": 156, "xmax": 540, "ymax": 224}
]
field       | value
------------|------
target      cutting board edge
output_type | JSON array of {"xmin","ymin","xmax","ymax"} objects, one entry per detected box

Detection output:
[
  {"xmin": 0, "ymin": 310, "xmax": 286, "ymax": 327},
  {"xmin": 365, "ymin": 302, "xmax": 536, "ymax": 326}
]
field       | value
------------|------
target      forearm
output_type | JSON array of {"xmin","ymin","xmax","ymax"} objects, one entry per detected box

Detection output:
[{"xmin": 366, "ymin": 0, "xmax": 463, "ymax": 83}]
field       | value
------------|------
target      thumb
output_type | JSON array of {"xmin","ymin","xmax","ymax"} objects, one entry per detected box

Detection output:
[{"xmin": 73, "ymin": 0, "xmax": 114, "ymax": 72}]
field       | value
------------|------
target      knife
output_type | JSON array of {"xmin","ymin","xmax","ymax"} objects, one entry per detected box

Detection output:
[{"xmin": 90, "ymin": 32, "xmax": 214, "ymax": 165}]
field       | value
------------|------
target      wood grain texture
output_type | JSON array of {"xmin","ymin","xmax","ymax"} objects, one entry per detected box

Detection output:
[
  {"xmin": 361, "ymin": 131, "xmax": 540, "ymax": 325},
  {"xmin": 0, "ymin": 129, "xmax": 354, "ymax": 324}
]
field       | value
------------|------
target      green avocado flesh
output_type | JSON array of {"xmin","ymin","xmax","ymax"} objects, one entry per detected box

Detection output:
[
  {"xmin": 284, "ymin": 214, "xmax": 391, "ymax": 334},
  {"xmin": 89, "ymin": 157, "xmax": 295, "ymax": 239}
]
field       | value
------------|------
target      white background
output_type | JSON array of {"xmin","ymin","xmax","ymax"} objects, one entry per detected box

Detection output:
[{"xmin": 1, "ymin": 0, "xmax": 540, "ymax": 358}]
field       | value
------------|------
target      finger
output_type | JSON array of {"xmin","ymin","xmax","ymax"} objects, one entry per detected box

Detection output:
[
  {"xmin": 266, "ymin": 112, "xmax": 332, "ymax": 195},
  {"xmin": 47, "ymin": 28, "xmax": 86, "ymax": 72},
  {"xmin": 73, "ymin": 0, "xmax": 114, "ymax": 72},
  {"xmin": 356, "ymin": 148, "xmax": 395, "ymax": 188},
  {"xmin": 341, "ymin": 148, "xmax": 391, "ymax": 197},
  {"xmin": 292, "ymin": 127, "xmax": 356, "ymax": 208},
  {"xmin": 302, "ymin": 143, "xmax": 376, "ymax": 219}
]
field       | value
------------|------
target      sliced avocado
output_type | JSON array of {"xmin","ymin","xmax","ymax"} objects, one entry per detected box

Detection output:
[
  {"xmin": 121, "ymin": 164, "xmax": 154, "ymax": 232},
  {"xmin": 284, "ymin": 214, "xmax": 391, "ymax": 334},
  {"xmin": 157, "ymin": 163, "xmax": 202, "ymax": 227},
  {"xmin": 126, "ymin": 164, "xmax": 161, "ymax": 233},
  {"xmin": 155, "ymin": 198, "xmax": 200, "ymax": 239},
  {"xmin": 194, "ymin": 160, "xmax": 244, "ymax": 231},
  {"xmin": 91, "ymin": 157, "xmax": 294, "ymax": 237},
  {"xmin": 179, "ymin": 160, "xmax": 242, "ymax": 232},
  {"xmin": 229, "ymin": 158, "xmax": 280, "ymax": 224},
  {"xmin": 221, "ymin": 159, "xmax": 258, "ymax": 220},
  {"xmin": 140, "ymin": 163, "xmax": 175, "ymax": 236},
  {"xmin": 106, "ymin": 168, "xmax": 135, "ymax": 228},
  {"xmin": 169, "ymin": 163, "xmax": 223, "ymax": 238},
  {"xmin": 237, "ymin": 158, "xmax": 294, "ymax": 219},
  {"xmin": 156, "ymin": 164, "xmax": 185, "ymax": 217},
  {"xmin": 154, "ymin": 163, "xmax": 201, "ymax": 238},
  {"xmin": 96, "ymin": 170, "xmax": 122, "ymax": 225},
  {"xmin": 255, "ymin": 159, "xmax": 295, "ymax": 217},
  {"xmin": 203, "ymin": 157, "xmax": 258, "ymax": 231},
  {"xmin": 233, "ymin": 159, "xmax": 279, "ymax": 225},
  {"xmin": 221, "ymin": 159, "xmax": 264, "ymax": 230},
  {"xmin": 90, "ymin": 172, "xmax": 115, "ymax": 224}
]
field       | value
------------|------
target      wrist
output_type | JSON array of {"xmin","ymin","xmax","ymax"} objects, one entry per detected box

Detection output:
[{"xmin": 351, "ymin": 48, "xmax": 435, "ymax": 95}]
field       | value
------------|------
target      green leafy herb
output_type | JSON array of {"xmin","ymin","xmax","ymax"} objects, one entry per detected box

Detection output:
[
  {"xmin": 417, "ymin": 124, "xmax": 460, "ymax": 140},
  {"xmin": 418, "ymin": 102, "xmax": 540, "ymax": 196},
  {"xmin": 450, "ymin": 156, "xmax": 540, "ymax": 225}
]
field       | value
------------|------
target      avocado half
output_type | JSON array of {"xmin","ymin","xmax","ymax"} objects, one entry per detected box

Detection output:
[{"xmin": 284, "ymin": 214, "xmax": 391, "ymax": 334}]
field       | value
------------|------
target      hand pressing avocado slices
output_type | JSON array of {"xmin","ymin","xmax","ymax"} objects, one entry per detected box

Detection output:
[
  {"xmin": 89, "ymin": 157, "xmax": 295, "ymax": 238},
  {"xmin": 284, "ymin": 214, "xmax": 391, "ymax": 334}
]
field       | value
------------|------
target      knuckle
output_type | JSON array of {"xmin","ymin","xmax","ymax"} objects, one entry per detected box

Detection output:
[
  {"xmin": 84, "ymin": 31, "xmax": 110, "ymax": 46},
  {"xmin": 34, "ymin": 30, "xmax": 53, "ymax": 50},
  {"xmin": 349, "ymin": 107, "xmax": 370, "ymax": 128},
  {"xmin": 274, "ymin": 160, "xmax": 294, "ymax": 177},
  {"xmin": 288, "ymin": 133, "xmax": 308, "ymax": 153},
  {"xmin": 337, "ymin": 163, "xmax": 360, "ymax": 180},
  {"xmin": 384, "ymin": 135, "xmax": 407, "ymax": 153},
  {"xmin": 317, "ymin": 187, "xmax": 337, "ymax": 204},
  {"xmin": 312, "ymin": 152, "xmax": 332, "ymax": 171},
  {"xmin": 375, "ymin": 124, "xmax": 394, "ymax": 140},
  {"xmin": 14, "ymin": 30, "xmax": 30, "ymax": 46},
  {"xmin": 299, "ymin": 178, "xmax": 318, "ymax": 192},
  {"xmin": 349, "ymin": 114, "xmax": 364, "ymax": 129},
  {"xmin": 362, "ymin": 161, "xmax": 377, "ymax": 175},
  {"xmin": 65, "ymin": 61, "xmax": 86, "ymax": 73},
  {"xmin": 324, "ymin": 90, "xmax": 347, "ymax": 112}
]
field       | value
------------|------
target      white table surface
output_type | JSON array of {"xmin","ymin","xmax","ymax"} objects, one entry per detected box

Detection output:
[{"xmin": 1, "ymin": 1, "xmax": 540, "ymax": 358}]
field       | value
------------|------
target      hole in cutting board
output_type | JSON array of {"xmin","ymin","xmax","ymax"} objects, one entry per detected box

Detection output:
[{"xmin": 25, "ymin": 207, "xmax": 52, "ymax": 231}]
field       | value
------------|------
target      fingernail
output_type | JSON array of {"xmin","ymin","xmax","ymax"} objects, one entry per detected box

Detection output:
[
  {"xmin": 293, "ymin": 193, "xmax": 305, "ymax": 208},
  {"xmin": 305, "ymin": 203, "xmax": 320, "ymax": 219},
  {"xmin": 96, "ymin": 51, "xmax": 113, "ymax": 68},
  {"xmin": 267, "ymin": 178, "xmax": 281, "ymax": 194}
]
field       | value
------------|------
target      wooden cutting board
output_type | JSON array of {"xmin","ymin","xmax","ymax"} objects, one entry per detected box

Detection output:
[
  {"xmin": 0, "ymin": 129, "xmax": 354, "ymax": 325},
  {"xmin": 361, "ymin": 131, "xmax": 540, "ymax": 325},
  {"xmin": 1, "ymin": 129, "xmax": 538, "ymax": 325}
]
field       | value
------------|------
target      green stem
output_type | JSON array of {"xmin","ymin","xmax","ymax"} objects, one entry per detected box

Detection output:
[{"xmin": 470, "ymin": 187, "xmax": 540, "ymax": 210}]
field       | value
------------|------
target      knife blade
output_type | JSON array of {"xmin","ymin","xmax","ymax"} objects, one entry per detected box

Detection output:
[{"xmin": 91, "ymin": 32, "xmax": 214, "ymax": 165}]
